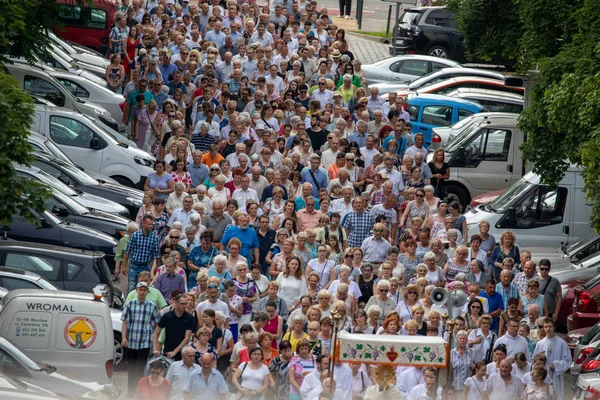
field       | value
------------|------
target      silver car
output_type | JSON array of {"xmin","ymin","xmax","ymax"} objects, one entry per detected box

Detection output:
[
  {"xmin": 574, "ymin": 371, "xmax": 600, "ymax": 400},
  {"xmin": 446, "ymin": 88, "xmax": 524, "ymax": 113},
  {"xmin": 362, "ymin": 55, "xmax": 460, "ymax": 85},
  {"xmin": 572, "ymin": 322, "xmax": 600, "ymax": 375},
  {"xmin": 48, "ymin": 33, "xmax": 109, "ymax": 70}
]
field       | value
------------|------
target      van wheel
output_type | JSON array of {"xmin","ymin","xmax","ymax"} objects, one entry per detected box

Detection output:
[
  {"xmin": 113, "ymin": 332, "xmax": 124, "ymax": 366},
  {"xmin": 445, "ymin": 184, "xmax": 470, "ymax": 209},
  {"xmin": 111, "ymin": 176, "xmax": 134, "ymax": 188},
  {"xmin": 428, "ymin": 45, "xmax": 449, "ymax": 59}
]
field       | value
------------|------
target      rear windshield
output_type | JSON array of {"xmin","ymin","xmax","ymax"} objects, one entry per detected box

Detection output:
[
  {"xmin": 401, "ymin": 11, "xmax": 422, "ymax": 25},
  {"xmin": 583, "ymin": 272, "xmax": 600, "ymax": 290},
  {"xmin": 580, "ymin": 323, "xmax": 600, "ymax": 346},
  {"xmin": 94, "ymin": 257, "xmax": 113, "ymax": 287}
]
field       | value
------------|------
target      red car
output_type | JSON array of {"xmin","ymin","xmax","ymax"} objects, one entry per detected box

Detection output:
[
  {"xmin": 56, "ymin": 0, "xmax": 117, "ymax": 54},
  {"xmin": 568, "ymin": 272, "xmax": 600, "ymax": 331},
  {"xmin": 557, "ymin": 276, "xmax": 590, "ymax": 332}
]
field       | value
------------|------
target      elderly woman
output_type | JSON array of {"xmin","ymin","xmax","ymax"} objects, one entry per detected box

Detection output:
[
  {"xmin": 282, "ymin": 313, "xmax": 309, "ymax": 353},
  {"xmin": 207, "ymin": 174, "xmax": 229, "ymax": 205},
  {"xmin": 357, "ymin": 262, "xmax": 376, "ymax": 305},
  {"xmin": 466, "ymin": 259, "xmax": 490, "ymax": 288},
  {"xmin": 187, "ymin": 231, "xmax": 218, "ymax": 290},
  {"xmin": 387, "ymin": 276, "xmax": 402, "ymax": 306},
  {"xmin": 366, "ymin": 305, "xmax": 382, "ymax": 333},
  {"xmin": 328, "ymin": 264, "xmax": 362, "ymax": 301},
  {"xmin": 189, "ymin": 269, "xmax": 210, "ymax": 298},
  {"xmin": 332, "ymin": 300, "xmax": 353, "ymax": 332},
  {"xmin": 476, "ymin": 220, "xmax": 496, "ymax": 258},
  {"xmin": 226, "ymin": 237, "xmax": 248, "ymax": 274},
  {"xmin": 365, "ymin": 280, "xmax": 397, "ymax": 323},
  {"xmin": 165, "ymin": 182, "xmax": 188, "ymax": 215},
  {"xmin": 203, "ymin": 164, "xmax": 222, "ymax": 189},
  {"xmin": 207, "ymin": 254, "xmax": 232, "ymax": 290},
  {"xmin": 444, "ymin": 229, "xmax": 460, "ymax": 258},
  {"xmin": 450, "ymin": 330, "xmax": 472, "ymax": 392},
  {"xmin": 333, "ymin": 282, "xmax": 357, "ymax": 316},
  {"xmin": 444, "ymin": 245, "xmax": 470, "ymax": 283},
  {"xmin": 263, "ymin": 187, "xmax": 285, "ymax": 224},
  {"xmin": 488, "ymin": 231, "xmax": 520, "ymax": 279},
  {"xmin": 232, "ymin": 262, "xmax": 258, "ymax": 327},
  {"xmin": 398, "ymin": 239, "xmax": 422, "ymax": 284},
  {"xmin": 396, "ymin": 283, "xmax": 421, "ymax": 324},
  {"xmin": 400, "ymin": 188, "xmax": 430, "ymax": 228}
]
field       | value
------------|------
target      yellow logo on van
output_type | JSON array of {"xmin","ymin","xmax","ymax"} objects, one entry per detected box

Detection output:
[{"xmin": 64, "ymin": 317, "xmax": 97, "ymax": 349}]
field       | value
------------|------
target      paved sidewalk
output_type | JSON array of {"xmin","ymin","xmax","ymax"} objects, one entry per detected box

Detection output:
[{"xmin": 347, "ymin": 33, "xmax": 390, "ymax": 65}]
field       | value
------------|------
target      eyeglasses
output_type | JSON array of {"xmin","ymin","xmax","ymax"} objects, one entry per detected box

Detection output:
[
  {"xmin": 207, "ymin": 284, "xmax": 219, "ymax": 289},
  {"xmin": 318, "ymin": 82, "xmax": 325, "ymax": 85},
  {"xmin": 408, "ymin": 291, "xmax": 417, "ymax": 295},
  {"xmin": 345, "ymin": 158, "xmax": 354, "ymax": 161},
  {"xmin": 379, "ymin": 289, "xmax": 389, "ymax": 293},
  {"xmin": 168, "ymin": 114, "xmax": 176, "ymax": 118},
  {"xmin": 306, "ymin": 203, "xmax": 315, "ymax": 207},
  {"xmin": 211, "ymin": 168, "xmax": 220, "ymax": 171},
  {"xmin": 416, "ymin": 194, "xmax": 425, "ymax": 198},
  {"xmin": 182, "ymin": 52, "xmax": 189, "ymax": 55},
  {"xmin": 374, "ymin": 229, "xmax": 383, "ymax": 233},
  {"xmin": 170, "ymin": 235, "xmax": 180, "ymax": 239},
  {"xmin": 471, "ymin": 306, "xmax": 481, "ymax": 309},
  {"xmin": 540, "ymin": 267, "xmax": 550, "ymax": 271},
  {"xmin": 345, "ymin": 254, "xmax": 354, "ymax": 259}
]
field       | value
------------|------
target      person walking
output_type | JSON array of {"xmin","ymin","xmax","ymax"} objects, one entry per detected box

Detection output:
[
  {"xmin": 532, "ymin": 317, "xmax": 571, "ymax": 400},
  {"xmin": 120, "ymin": 282, "xmax": 160, "ymax": 397},
  {"xmin": 183, "ymin": 353, "xmax": 229, "ymax": 400},
  {"xmin": 122, "ymin": 215, "xmax": 160, "ymax": 293}
]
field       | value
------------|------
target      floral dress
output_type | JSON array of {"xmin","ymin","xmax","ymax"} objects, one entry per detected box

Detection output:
[
  {"xmin": 263, "ymin": 199, "xmax": 285, "ymax": 224},
  {"xmin": 188, "ymin": 246, "xmax": 219, "ymax": 290},
  {"xmin": 232, "ymin": 278, "xmax": 257, "ymax": 324},
  {"xmin": 269, "ymin": 356, "xmax": 291, "ymax": 400},
  {"xmin": 191, "ymin": 341, "xmax": 218, "ymax": 364},
  {"xmin": 405, "ymin": 201, "xmax": 428, "ymax": 227},
  {"xmin": 525, "ymin": 383, "xmax": 555, "ymax": 400},
  {"xmin": 398, "ymin": 253, "xmax": 422, "ymax": 285},
  {"xmin": 153, "ymin": 211, "xmax": 169, "ymax": 243},
  {"xmin": 170, "ymin": 171, "xmax": 192, "ymax": 188}
]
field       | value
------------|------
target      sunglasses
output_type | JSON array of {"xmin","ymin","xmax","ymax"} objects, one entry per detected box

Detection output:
[
  {"xmin": 471, "ymin": 306, "xmax": 481, "ymax": 309},
  {"xmin": 168, "ymin": 114, "xmax": 176, "ymax": 118},
  {"xmin": 170, "ymin": 235, "xmax": 180, "ymax": 239},
  {"xmin": 211, "ymin": 168, "xmax": 220, "ymax": 171},
  {"xmin": 374, "ymin": 229, "xmax": 383, "ymax": 233},
  {"xmin": 416, "ymin": 194, "xmax": 425, "ymax": 198},
  {"xmin": 207, "ymin": 284, "xmax": 219, "ymax": 289},
  {"xmin": 345, "ymin": 254, "xmax": 354, "ymax": 259},
  {"xmin": 408, "ymin": 291, "xmax": 417, "ymax": 295},
  {"xmin": 318, "ymin": 82, "xmax": 325, "ymax": 85},
  {"xmin": 540, "ymin": 267, "xmax": 550, "ymax": 271},
  {"xmin": 379, "ymin": 289, "xmax": 389, "ymax": 293}
]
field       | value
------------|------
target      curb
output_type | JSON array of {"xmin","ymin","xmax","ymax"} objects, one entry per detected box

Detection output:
[{"xmin": 347, "ymin": 32, "xmax": 391, "ymax": 45}]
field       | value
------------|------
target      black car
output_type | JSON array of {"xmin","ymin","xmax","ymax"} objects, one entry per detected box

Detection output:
[
  {"xmin": 390, "ymin": 6, "xmax": 465, "ymax": 61},
  {"xmin": 44, "ymin": 185, "xmax": 132, "ymax": 243},
  {"xmin": 0, "ymin": 242, "xmax": 118, "ymax": 306},
  {"xmin": 3, "ymin": 209, "xmax": 119, "ymax": 274},
  {"xmin": 31, "ymin": 152, "xmax": 144, "ymax": 219}
]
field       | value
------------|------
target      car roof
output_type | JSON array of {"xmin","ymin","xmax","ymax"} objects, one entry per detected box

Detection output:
[
  {"xmin": 446, "ymin": 87, "xmax": 524, "ymax": 101},
  {"xmin": 374, "ymin": 55, "xmax": 461, "ymax": 66},
  {"xmin": 0, "ymin": 240, "xmax": 102, "ymax": 259},
  {"xmin": 2, "ymin": 288, "xmax": 97, "ymax": 303},
  {"xmin": 417, "ymin": 76, "xmax": 524, "ymax": 93},
  {"xmin": 408, "ymin": 94, "xmax": 484, "ymax": 110},
  {"xmin": 420, "ymin": 67, "xmax": 504, "ymax": 81},
  {"xmin": 406, "ymin": 6, "xmax": 447, "ymax": 11}
]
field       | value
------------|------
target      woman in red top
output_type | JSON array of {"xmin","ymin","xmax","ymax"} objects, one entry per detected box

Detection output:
[
  {"xmin": 123, "ymin": 26, "xmax": 140, "ymax": 79},
  {"xmin": 169, "ymin": 158, "xmax": 192, "ymax": 192},
  {"xmin": 134, "ymin": 360, "xmax": 170, "ymax": 400},
  {"xmin": 263, "ymin": 299, "xmax": 284, "ymax": 348}
]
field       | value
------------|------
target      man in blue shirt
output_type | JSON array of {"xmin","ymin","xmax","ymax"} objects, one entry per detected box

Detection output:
[
  {"xmin": 123, "ymin": 79, "xmax": 155, "ymax": 124},
  {"xmin": 480, "ymin": 278, "xmax": 503, "ymax": 333},
  {"xmin": 220, "ymin": 213, "xmax": 260, "ymax": 263},
  {"xmin": 188, "ymin": 150, "xmax": 209, "ymax": 189},
  {"xmin": 301, "ymin": 154, "xmax": 328, "ymax": 198},
  {"xmin": 167, "ymin": 70, "xmax": 187, "ymax": 96},
  {"xmin": 183, "ymin": 353, "xmax": 228, "ymax": 400},
  {"xmin": 205, "ymin": 21, "xmax": 226, "ymax": 49},
  {"xmin": 159, "ymin": 53, "xmax": 178, "ymax": 83}
]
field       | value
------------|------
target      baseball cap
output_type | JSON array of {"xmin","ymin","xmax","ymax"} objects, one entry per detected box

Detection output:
[{"xmin": 136, "ymin": 282, "xmax": 149, "ymax": 289}]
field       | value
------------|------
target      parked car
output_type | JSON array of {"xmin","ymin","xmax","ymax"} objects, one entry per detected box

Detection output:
[
  {"xmin": 389, "ymin": 6, "xmax": 464, "ymax": 60},
  {"xmin": 0, "ymin": 241, "xmax": 117, "ymax": 306},
  {"xmin": 31, "ymin": 105, "xmax": 155, "ymax": 188},
  {"xmin": 48, "ymin": 42, "xmax": 107, "ymax": 81},
  {"xmin": 362, "ymin": 55, "xmax": 460, "ymax": 85},
  {"xmin": 48, "ymin": 32, "xmax": 110, "ymax": 69},
  {"xmin": 0, "ymin": 372, "xmax": 60, "ymax": 399},
  {"xmin": 574, "ymin": 371, "xmax": 600, "ymax": 400},
  {"xmin": 445, "ymin": 88, "xmax": 524, "ymax": 113},
  {"xmin": 406, "ymin": 94, "xmax": 485, "ymax": 146},
  {"xmin": 3, "ymin": 208, "xmax": 119, "ymax": 272},
  {"xmin": 49, "ymin": 71, "xmax": 125, "ymax": 131},
  {"xmin": 580, "ymin": 341, "xmax": 600, "ymax": 375},
  {"xmin": 15, "ymin": 164, "xmax": 130, "ymax": 218},
  {"xmin": 570, "ymin": 321, "xmax": 600, "ymax": 374},
  {"xmin": 374, "ymin": 67, "xmax": 506, "ymax": 97},
  {"xmin": 569, "ymin": 272, "xmax": 600, "ymax": 331},
  {"xmin": 555, "ymin": 275, "xmax": 592, "ymax": 332},
  {"xmin": 27, "ymin": 131, "xmax": 120, "ymax": 185},
  {"xmin": 5, "ymin": 62, "xmax": 118, "ymax": 131},
  {"xmin": 31, "ymin": 152, "xmax": 143, "ymax": 219}
]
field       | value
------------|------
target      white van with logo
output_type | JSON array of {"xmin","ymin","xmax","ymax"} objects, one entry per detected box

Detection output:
[
  {"xmin": 0, "ymin": 290, "xmax": 115, "ymax": 388},
  {"xmin": 464, "ymin": 166, "xmax": 593, "ymax": 248}
]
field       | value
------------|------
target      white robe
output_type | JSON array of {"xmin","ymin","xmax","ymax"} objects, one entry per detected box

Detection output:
[
  {"xmin": 365, "ymin": 384, "xmax": 405, "ymax": 400},
  {"xmin": 533, "ymin": 335, "xmax": 572, "ymax": 400},
  {"xmin": 395, "ymin": 367, "xmax": 424, "ymax": 396},
  {"xmin": 407, "ymin": 384, "xmax": 443, "ymax": 400}
]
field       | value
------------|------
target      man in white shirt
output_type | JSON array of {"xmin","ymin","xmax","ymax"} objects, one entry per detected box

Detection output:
[
  {"xmin": 265, "ymin": 64, "xmax": 285, "ymax": 96},
  {"xmin": 367, "ymin": 87, "xmax": 386, "ymax": 114},
  {"xmin": 361, "ymin": 223, "xmax": 391, "ymax": 264},
  {"xmin": 232, "ymin": 175, "xmax": 259, "ymax": 209},
  {"xmin": 196, "ymin": 284, "xmax": 230, "ymax": 317},
  {"xmin": 331, "ymin": 186, "xmax": 355, "ymax": 220},
  {"xmin": 321, "ymin": 136, "xmax": 340, "ymax": 169},
  {"xmin": 225, "ymin": 143, "xmax": 246, "ymax": 169},
  {"xmin": 379, "ymin": 155, "xmax": 404, "ymax": 193},
  {"xmin": 407, "ymin": 367, "xmax": 443, "ymax": 400},
  {"xmin": 404, "ymin": 132, "xmax": 428, "ymax": 161},
  {"xmin": 483, "ymin": 359, "xmax": 525, "ymax": 400},
  {"xmin": 311, "ymin": 78, "xmax": 333, "ymax": 110},
  {"xmin": 327, "ymin": 169, "xmax": 354, "ymax": 196},
  {"xmin": 167, "ymin": 196, "xmax": 199, "ymax": 228},
  {"xmin": 166, "ymin": 345, "xmax": 200, "ymax": 400},
  {"xmin": 300, "ymin": 355, "xmax": 330, "ymax": 399},
  {"xmin": 495, "ymin": 317, "xmax": 530, "ymax": 361},
  {"xmin": 360, "ymin": 135, "xmax": 380, "ymax": 170}
]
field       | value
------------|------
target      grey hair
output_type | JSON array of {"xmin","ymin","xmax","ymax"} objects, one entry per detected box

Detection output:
[
  {"xmin": 423, "ymin": 252, "xmax": 436, "ymax": 262},
  {"xmin": 126, "ymin": 221, "xmax": 139, "ymax": 233},
  {"xmin": 238, "ymin": 153, "xmax": 249, "ymax": 162},
  {"xmin": 213, "ymin": 254, "xmax": 227, "ymax": 264},
  {"xmin": 447, "ymin": 229, "xmax": 458, "ymax": 238},
  {"xmin": 366, "ymin": 304, "xmax": 382, "ymax": 316},
  {"xmin": 197, "ymin": 184, "xmax": 207, "ymax": 193},
  {"xmin": 184, "ymin": 224, "xmax": 196, "ymax": 234},
  {"xmin": 338, "ymin": 264, "xmax": 351, "ymax": 274},
  {"xmin": 424, "ymin": 185, "xmax": 435, "ymax": 193},
  {"xmin": 377, "ymin": 279, "xmax": 390, "ymax": 290},
  {"xmin": 174, "ymin": 181, "xmax": 185, "ymax": 190},
  {"xmin": 189, "ymin": 213, "xmax": 201, "ymax": 223},
  {"xmin": 290, "ymin": 313, "xmax": 307, "ymax": 324},
  {"xmin": 215, "ymin": 174, "xmax": 227, "ymax": 184},
  {"xmin": 182, "ymin": 344, "xmax": 195, "ymax": 355}
]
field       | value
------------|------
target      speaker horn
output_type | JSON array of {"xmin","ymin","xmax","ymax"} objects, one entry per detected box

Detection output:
[
  {"xmin": 450, "ymin": 290, "xmax": 468, "ymax": 309},
  {"xmin": 431, "ymin": 287, "xmax": 448, "ymax": 306}
]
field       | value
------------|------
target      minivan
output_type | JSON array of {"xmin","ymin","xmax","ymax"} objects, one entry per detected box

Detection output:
[
  {"xmin": 464, "ymin": 166, "xmax": 593, "ymax": 248},
  {"xmin": 32, "ymin": 105, "xmax": 155, "ymax": 188},
  {"xmin": 55, "ymin": 0, "xmax": 118, "ymax": 55},
  {"xmin": 0, "ymin": 289, "xmax": 115, "ymax": 387},
  {"xmin": 5, "ymin": 62, "xmax": 118, "ymax": 131},
  {"xmin": 406, "ymin": 94, "xmax": 484, "ymax": 146}
]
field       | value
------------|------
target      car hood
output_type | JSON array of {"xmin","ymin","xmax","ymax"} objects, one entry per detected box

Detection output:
[
  {"xmin": 73, "ymin": 192, "xmax": 129, "ymax": 216},
  {"xmin": 33, "ymin": 367, "xmax": 107, "ymax": 394},
  {"xmin": 73, "ymin": 53, "xmax": 109, "ymax": 69},
  {"xmin": 59, "ymin": 221, "xmax": 117, "ymax": 246},
  {"xmin": 469, "ymin": 189, "xmax": 506, "ymax": 208},
  {"xmin": 97, "ymin": 182, "xmax": 145, "ymax": 200},
  {"xmin": 84, "ymin": 171, "xmax": 119, "ymax": 185},
  {"xmin": 553, "ymin": 264, "xmax": 600, "ymax": 285},
  {"xmin": 75, "ymin": 69, "xmax": 106, "ymax": 87},
  {"xmin": 85, "ymin": 209, "xmax": 131, "ymax": 226}
]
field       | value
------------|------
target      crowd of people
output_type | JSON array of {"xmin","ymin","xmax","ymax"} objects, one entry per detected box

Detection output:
[{"xmin": 109, "ymin": 0, "xmax": 572, "ymax": 399}]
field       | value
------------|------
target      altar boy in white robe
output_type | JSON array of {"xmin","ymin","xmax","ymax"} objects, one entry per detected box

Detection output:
[{"xmin": 532, "ymin": 317, "xmax": 572, "ymax": 400}]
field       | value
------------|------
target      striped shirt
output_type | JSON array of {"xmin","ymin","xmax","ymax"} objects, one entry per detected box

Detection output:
[
  {"xmin": 190, "ymin": 132, "xmax": 215, "ymax": 152},
  {"xmin": 496, "ymin": 283, "xmax": 521, "ymax": 310},
  {"xmin": 120, "ymin": 298, "xmax": 160, "ymax": 350},
  {"xmin": 125, "ymin": 230, "xmax": 160, "ymax": 264}
]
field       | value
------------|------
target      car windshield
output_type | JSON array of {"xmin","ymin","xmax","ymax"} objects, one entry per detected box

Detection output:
[
  {"xmin": 43, "ymin": 138, "xmax": 75, "ymax": 166},
  {"xmin": 565, "ymin": 232, "xmax": 600, "ymax": 256},
  {"xmin": 50, "ymin": 157, "xmax": 99, "ymax": 186},
  {"xmin": 0, "ymin": 337, "xmax": 42, "ymax": 371},
  {"xmin": 445, "ymin": 123, "xmax": 484, "ymax": 152},
  {"xmin": 91, "ymin": 119, "xmax": 131, "ymax": 146},
  {"xmin": 52, "ymin": 187, "xmax": 90, "ymax": 215},
  {"xmin": 30, "ymin": 169, "xmax": 79, "ymax": 197},
  {"xmin": 580, "ymin": 323, "xmax": 600, "ymax": 346},
  {"xmin": 487, "ymin": 178, "xmax": 536, "ymax": 213}
]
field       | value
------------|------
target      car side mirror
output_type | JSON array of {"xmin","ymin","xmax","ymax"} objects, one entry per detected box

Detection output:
[
  {"xmin": 90, "ymin": 137, "xmax": 102, "ymax": 150},
  {"xmin": 52, "ymin": 204, "xmax": 69, "ymax": 217},
  {"xmin": 38, "ymin": 217, "xmax": 52, "ymax": 228},
  {"xmin": 58, "ymin": 175, "xmax": 71, "ymax": 186}
]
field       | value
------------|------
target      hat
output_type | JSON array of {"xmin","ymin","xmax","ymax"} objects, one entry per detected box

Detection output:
[
  {"xmin": 136, "ymin": 282, "xmax": 149, "ymax": 289},
  {"xmin": 333, "ymin": 91, "xmax": 342, "ymax": 97},
  {"xmin": 139, "ymin": 48, "xmax": 147, "ymax": 56},
  {"xmin": 332, "ymin": 49, "xmax": 341, "ymax": 58},
  {"xmin": 318, "ymin": 58, "xmax": 328, "ymax": 66},
  {"xmin": 166, "ymin": 0, "xmax": 175, "ymax": 4},
  {"xmin": 256, "ymin": 123, "xmax": 265, "ymax": 130}
]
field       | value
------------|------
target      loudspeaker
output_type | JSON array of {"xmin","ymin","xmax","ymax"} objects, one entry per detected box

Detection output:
[
  {"xmin": 431, "ymin": 287, "xmax": 448, "ymax": 306},
  {"xmin": 449, "ymin": 290, "xmax": 468, "ymax": 309}
]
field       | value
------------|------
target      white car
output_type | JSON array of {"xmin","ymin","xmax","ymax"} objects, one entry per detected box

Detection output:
[
  {"xmin": 363, "ymin": 55, "xmax": 460, "ymax": 85},
  {"xmin": 573, "ymin": 372, "xmax": 600, "ymax": 400},
  {"xmin": 445, "ymin": 87, "xmax": 524, "ymax": 113},
  {"xmin": 49, "ymin": 70, "xmax": 125, "ymax": 131},
  {"xmin": 49, "ymin": 32, "xmax": 110, "ymax": 70}
]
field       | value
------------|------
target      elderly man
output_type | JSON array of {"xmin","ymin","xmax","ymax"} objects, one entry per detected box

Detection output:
[
  {"xmin": 326, "ymin": 168, "xmax": 353, "ymax": 195},
  {"xmin": 361, "ymin": 223, "xmax": 390, "ymax": 264},
  {"xmin": 124, "ymin": 271, "xmax": 167, "ymax": 308},
  {"xmin": 192, "ymin": 185, "xmax": 213, "ymax": 216},
  {"xmin": 203, "ymin": 201, "xmax": 231, "ymax": 243},
  {"xmin": 367, "ymin": 110, "xmax": 385, "ymax": 137},
  {"xmin": 483, "ymin": 359, "xmax": 524, "ymax": 400},
  {"xmin": 321, "ymin": 136, "xmax": 340, "ymax": 170},
  {"xmin": 360, "ymin": 135, "xmax": 380, "ymax": 169},
  {"xmin": 166, "ymin": 345, "xmax": 200, "ymax": 400},
  {"xmin": 311, "ymin": 78, "xmax": 333, "ymax": 110},
  {"xmin": 348, "ymin": 120, "xmax": 368, "ymax": 148},
  {"xmin": 496, "ymin": 269, "xmax": 520, "ymax": 310},
  {"xmin": 495, "ymin": 317, "xmax": 530, "ymax": 360},
  {"xmin": 521, "ymin": 304, "xmax": 540, "ymax": 330},
  {"xmin": 513, "ymin": 260, "xmax": 538, "ymax": 295},
  {"xmin": 168, "ymin": 195, "xmax": 199, "ymax": 228},
  {"xmin": 260, "ymin": 172, "xmax": 288, "ymax": 203},
  {"xmin": 367, "ymin": 87, "xmax": 385, "ymax": 113},
  {"xmin": 414, "ymin": 151, "xmax": 433, "ymax": 182},
  {"xmin": 342, "ymin": 197, "xmax": 375, "ymax": 248},
  {"xmin": 183, "ymin": 353, "xmax": 228, "ymax": 400},
  {"xmin": 371, "ymin": 196, "xmax": 398, "ymax": 243},
  {"xmin": 379, "ymin": 155, "xmax": 404, "ymax": 193},
  {"xmin": 197, "ymin": 281, "xmax": 230, "ymax": 316},
  {"xmin": 232, "ymin": 175, "xmax": 260, "ymax": 209},
  {"xmin": 205, "ymin": 21, "xmax": 226, "ymax": 48},
  {"xmin": 295, "ymin": 182, "xmax": 318, "ymax": 210},
  {"xmin": 331, "ymin": 186, "xmax": 355, "ymax": 220},
  {"xmin": 188, "ymin": 150, "xmax": 209, "ymax": 190},
  {"xmin": 226, "ymin": 143, "xmax": 246, "ymax": 168},
  {"xmin": 404, "ymin": 132, "xmax": 428, "ymax": 160},
  {"xmin": 301, "ymin": 154, "xmax": 328, "ymax": 198},
  {"xmin": 249, "ymin": 166, "xmax": 269, "ymax": 199},
  {"xmin": 220, "ymin": 213, "xmax": 259, "ymax": 262},
  {"xmin": 296, "ymin": 196, "xmax": 323, "ymax": 232}
]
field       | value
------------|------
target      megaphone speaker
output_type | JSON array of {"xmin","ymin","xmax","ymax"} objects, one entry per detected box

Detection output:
[
  {"xmin": 431, "ymin": 287, "xmax": 448, "ymax": 306},
  {"xmin": 450, "ymin": 290, "xmax": 468, "ymax": 309}
]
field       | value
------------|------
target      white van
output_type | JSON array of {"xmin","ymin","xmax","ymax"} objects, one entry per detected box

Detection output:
[
  {"xmin": 5, "ymin": 62, "xmax": 118, "ymax": 131},
  {"xmin": 0, "ymin": 289, "xmax": 115, "ymax": 387},
  {"xmin": 464, "ymin": 166, "xmax": 593, "ymax": 248},
  {"xmin": 32, "ymin": 105, "xmax": 155, "ymax": 188},
  {"xmin": 428, "ymin": 113, "xmax": 526, "ymax": 206}
]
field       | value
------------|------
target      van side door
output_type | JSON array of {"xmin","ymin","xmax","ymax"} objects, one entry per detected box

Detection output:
[{"xmin": 448, "ymin": 126, "xmax": 516, "ymax": 194}]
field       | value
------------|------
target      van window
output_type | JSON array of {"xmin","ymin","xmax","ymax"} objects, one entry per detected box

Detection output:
[
  {"xmin": 49, "ymin": 116, "xmax": 95, "ymax": 149},
  {"xmin": 475, "ymin": 99, "xmax": 523, "ymax": 113},
  {"xmin": 67, "ymin": 262, "xmax": 84, "ymax": 280},
  {"xmin": 57, "ymin": 5, "xmax": 108, "ymax": 29},
  {"xmin": 463, "ymin": 128, "xmax": 512, "ymax": 166},
  {"xmin": 397, "ymin": 60, "xmax": 429, "ymax": 77},
  {"xmin": 421, "ymin": 105, "xmax": 452, "ymax": 127},
  {"xmin": 0, "ymin": 348, "xmax": 29, "ymax": 376},
  {"xmin": 4, "ymin": 253, "xmax": 61, "ymax": 281},
  {"xmin": 499, "ymin": 186, "xmax": 568, "ymax": 229},
  {"xmin": 407, "ymin": 105, "xmax": 419, "ymax": 122},
  {"xmin": 24, "ymin": 76, "xmax": 65, "ymax": 107},
  {"xmin": 56, "ymin": 78, "xmax": 90, "ymax": 98},
  {"xmin": 425, "ymin": 10, "xmax": 458, "ymax": 29}
]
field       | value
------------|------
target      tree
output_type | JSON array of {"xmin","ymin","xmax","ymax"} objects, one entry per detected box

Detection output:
[{"xmin": 0, "ymin": 0, "xmax": 76, "ymax": 223}]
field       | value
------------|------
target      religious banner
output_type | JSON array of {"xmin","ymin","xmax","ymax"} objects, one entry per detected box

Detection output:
[{"xmin": 337, "ymin": 331, "xmax": 448, "ymax": 367}]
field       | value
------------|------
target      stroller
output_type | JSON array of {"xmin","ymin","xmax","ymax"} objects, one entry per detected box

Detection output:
[{"xmin": 143, "ymin": 354, "xmax": 174, "ymax": 377}]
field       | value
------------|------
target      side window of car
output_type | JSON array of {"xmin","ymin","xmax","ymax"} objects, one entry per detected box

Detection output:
[
  {"xmin": 24, "ymin": 76, "xmax": 65, "ymax": 107},
  {"xmin": 4, "ymin": 253, "xmax": 61, "ymax": 281},
  {"xmin": 49, "ymin": 116, "xmax": 95, "ymax": 149},
  {"xmin": 421, "ymin": 105, "xmax": 452, "ymax": 127},
  {"xmin": 57, "ymin": 79, "xmax": 90, "ymax": 98},
  {"xmin": 66, "ymin": 262, "xmax": 84, "ymax": 280},
  {"xmin": 0, "ymin": 277, "xmax": 44, "ymax": 291},
  {"xmin": 500, "ymin": 187, "xmax": 568, "ymax": 229},
  {"xmin": 458, "ymin": 108, "xmax": 474, "ymax": 121},
  {"xmin": 424, "ymin": 10, "xmax": 446, "ymax": 25},
  {"xmin": 463, "ymin": 128, "xmax": 512, "ymax": 166},
  {"xmin": 407, "ymin": 105, "xmax": 419, "ymax": 122},
  {"xmin": 431, "ymin": 62, "xmax": 450, "ymax": 73},
  {"xmin": 397, "ymin": 60, "xmax": 429, "ymax": 77},
  {"xmin": 389, "ymin": 61, "xmax": 403, "ymax": 73}
]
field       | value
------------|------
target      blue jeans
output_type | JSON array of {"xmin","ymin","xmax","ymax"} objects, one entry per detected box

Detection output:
[{"xmin": 128, "ymin": 261, "xmax": 152, "ymax": 293}]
